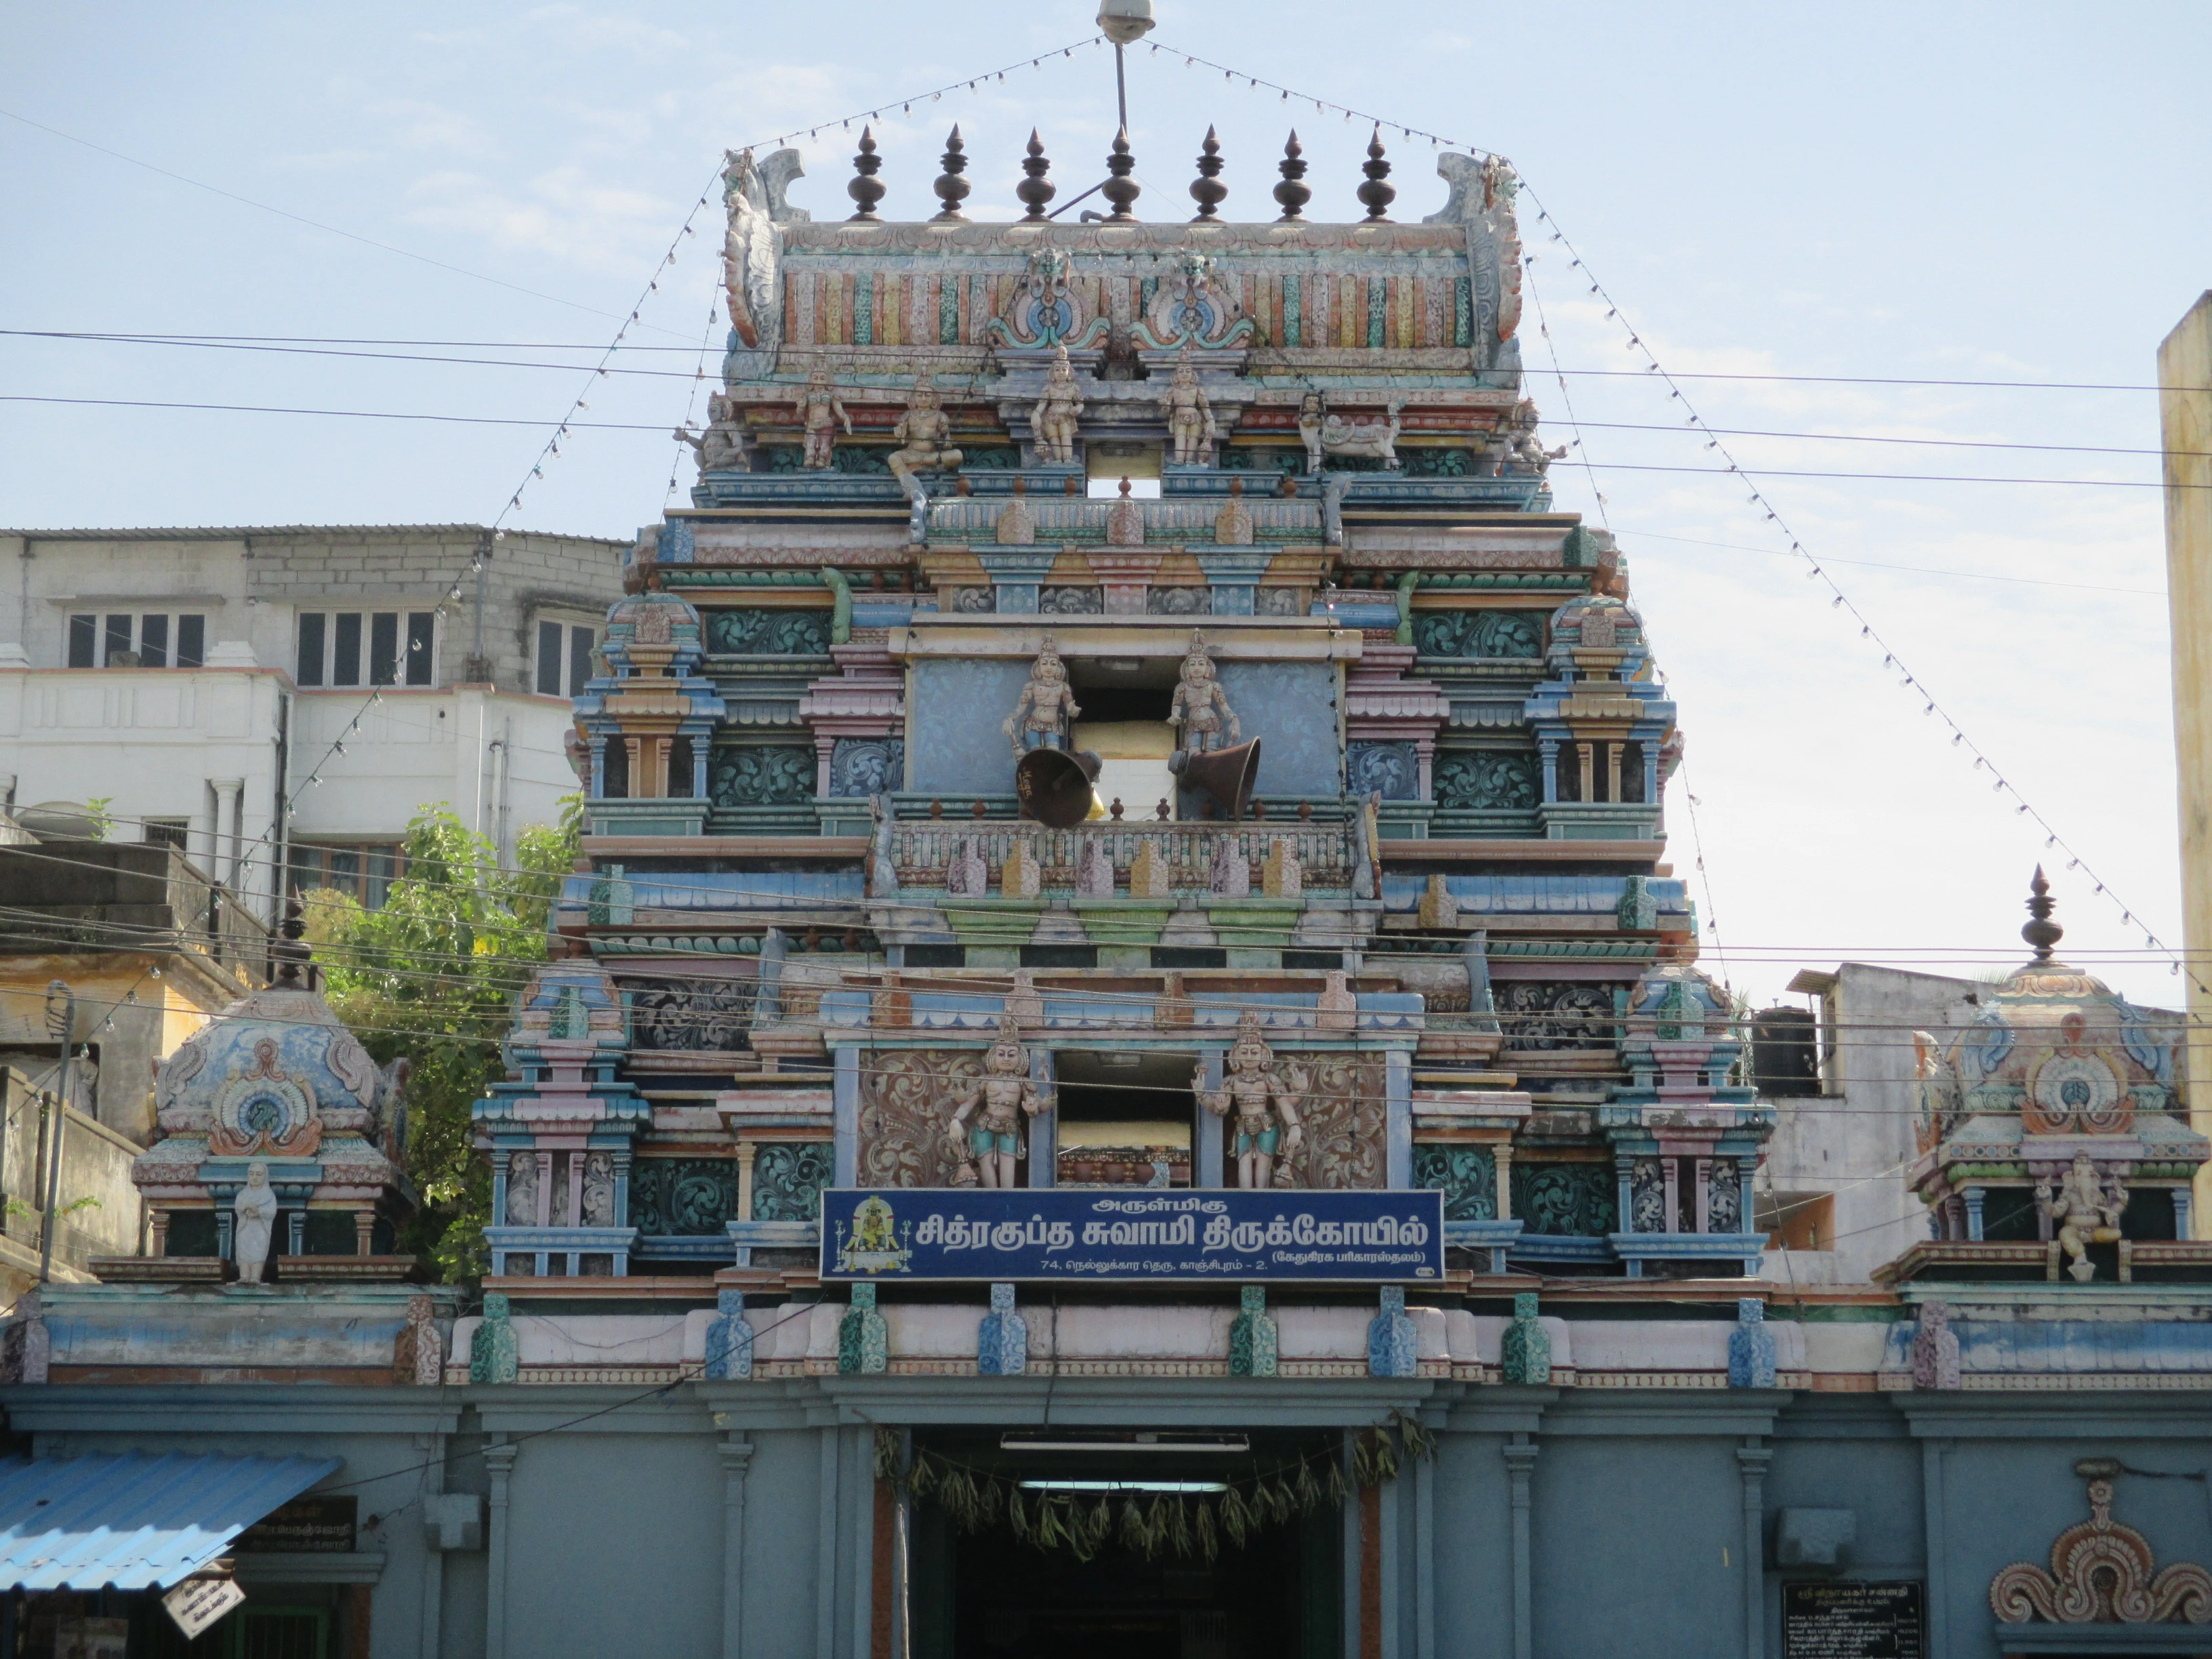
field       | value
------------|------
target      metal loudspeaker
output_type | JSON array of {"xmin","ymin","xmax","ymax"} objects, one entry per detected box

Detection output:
[
  {"xmin": 1168, "ymin": 738, "xmax": 1263, "ymax": 821},
  {"xmin": 1014, "ymin": 747, "xmax": 1104, "ymax": 828}
]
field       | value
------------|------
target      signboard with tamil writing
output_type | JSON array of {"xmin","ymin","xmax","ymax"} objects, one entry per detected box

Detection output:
[{"xmin": 819, "ymin": 1187, "xmax": 1444, "ymax": 1282}]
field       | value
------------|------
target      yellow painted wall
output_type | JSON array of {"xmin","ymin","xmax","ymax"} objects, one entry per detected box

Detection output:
[{"xmin": 2160, "ymin": 291, "xmax": 2212, "ymax": 1236}]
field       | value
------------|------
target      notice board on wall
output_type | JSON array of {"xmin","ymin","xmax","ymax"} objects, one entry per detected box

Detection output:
[{"xmin": 1782, "ymin": 1582, "xmax": 1924, "ymax": 1659}]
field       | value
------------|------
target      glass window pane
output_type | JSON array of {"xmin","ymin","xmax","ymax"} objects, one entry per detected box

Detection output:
[
  {"xmin": 332, "ymin": 613, "xmax": 362, "ymax": 685},
  {"xmin": 329, "ymin": 848, "xmax": 361, "ymax": 896},
  {"xmin": 569, "ymin": 626, "xmax": 595, "ymax": 699},
  {"xmin": 405, "ymin": 612, "xmax": 435, "ymax": 686},
  {"xmin": 537, "ymin": 621, "xmax": 562, "ymax": 696},
  {"xmin": 368, "ymin": 611, "xmax": 400, "ymax": 687},
  {"xmin": 365, "ymin": 846, "xmax": 396, "ymax": 908},
  {"xmin": 67, "ymin": 615, "xmax": 95, "ymax": 668},
  {"xmin": 176, "ymin": 614, "xmax": 205, "ymax": 668},
  {"xmin": 296, "ymin": 613, "xmax": 325, "ymax": 685},
  {"xmin": 104, "ymin": 614, "xmax": 131, "ymax": 665},
  {"xmin": 140, "ymin": 613, "xmax": 169, "ymax": 668}
]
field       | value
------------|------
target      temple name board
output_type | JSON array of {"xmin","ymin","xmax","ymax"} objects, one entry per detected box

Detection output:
[{"xmin": 821, "ymin": 1188, "xmax": 1445, "ymax": 1282}]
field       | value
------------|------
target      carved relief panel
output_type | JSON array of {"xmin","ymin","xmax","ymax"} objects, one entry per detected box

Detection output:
[
  {"xmin": 1282, "ymin": 1054, "xmax": 1386, "ymax": 1190},
  {"xmin": 857, "ymin": 1049, "xmax": 987, "ymax": 1189}
]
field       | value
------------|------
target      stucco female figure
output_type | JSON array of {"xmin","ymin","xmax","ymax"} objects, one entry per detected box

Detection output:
[
  {"xmin": 233, "ymin": 1160, "xmax": 279, "ymax": 1284},
  {"xmin": 1195, "ymin": 1012, "xmax": 1307, "ymax": 1189},
  {"xmin": 945, "ymin": 1018, "xmax": 1051, "ymax": 1189},
  {"xmin": 1030, "ymin": 344, "xmax": 1084, "ymax": 466}
]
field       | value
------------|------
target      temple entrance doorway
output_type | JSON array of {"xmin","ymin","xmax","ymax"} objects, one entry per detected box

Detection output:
[{"xmin": 909, "ymin": 1431, "xmax": 1340, "ymax": 1659}]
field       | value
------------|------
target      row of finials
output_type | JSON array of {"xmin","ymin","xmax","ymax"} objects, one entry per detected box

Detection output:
[{"xmin": 844, "ymin": 124, "xmax": 1403, "ymax": 227}]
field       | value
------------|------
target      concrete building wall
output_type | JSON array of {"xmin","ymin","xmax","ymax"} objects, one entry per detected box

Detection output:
[
  {"xmin": 0, "ymin": 527, "xmax": 625, "ymax": 913},
  {"xmin": 2160, "ymin": 291, "xmax": 2212, "ymax": 1237}
]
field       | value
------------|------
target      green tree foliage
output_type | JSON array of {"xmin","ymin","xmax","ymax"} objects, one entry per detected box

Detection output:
[{"xmin": 303, "ymin": 801, "xmax": 579, "ymax": 1282}]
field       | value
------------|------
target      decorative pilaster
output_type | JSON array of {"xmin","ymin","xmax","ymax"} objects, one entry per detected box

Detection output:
[
  {"xmin": 978, "ymin": 1283, "xmax": 1027, "ymax": 1375},
  {"xmin": 1727, "ymin": 1298, "xmax": 1775, "ymax": 1389},
  {"xmin": 1503, "ymin": 1436, "xmax": 1538, "ymax": 1659},
  {"xmin": 1737, "ymin": 1440, "xmax": 1771, "ymax": 1659},
  {"xmin": 471, "ymin": 1292, "xmax": 519, "ymax": 1384},
  {"xmin": 1367, "ymin": 1285, "xmax": 1416, "ymax": 1378},
  {"xmin": 1500, "ymin": 1292, "xmax": 1549, "ymax": 1385},
  {"xmin": 706, "ymin": 1289, "xmax": 754, "ymax": 1380},
  {"xmin": 839, "ymin": 1282, "xmax": 888, "ymax": 1374},
  {"xmin": 485, "ymin": 1441, "xmax": 518, "ymax": 1659},
  {"xmin": 720, "ymin": 1436, "xmax": 754, "ymax": 1659},
  {"xmin": 1229, "ymin": 1285, "xmax": 1278, "ymax": 1376}
]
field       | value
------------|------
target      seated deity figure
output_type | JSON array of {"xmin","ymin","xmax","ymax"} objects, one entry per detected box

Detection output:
[
  {"xmin": 674, "ymin": 392, "xmax": 748, "ymax": 475},
  {"xmin": 1163, "ymin": 346, "xmax": 1216, "ymax": 466},
  {"xmin": 945, "ymin": 1018, "xmax": 1052, "ymax": 1188},
  {"xmin": 1168, "ymin": 631, "xmax": 1239, "ymax": 754},
  {"xmin": 886, "ymin": 373, "xmax": 964, "ymax": 497},
  {"xmin": 1030, "ymin": 344, "xmax": 1084, "ymax": 466},
  {"xmin": 1195, "ymin": 1012, "xmax": 1307, "ymax": 1189},
  {"xmin": 798, "ymin": 364, "xmax": 853, "ymax": 469},
  {"xmin": 1502, "ymin": 399, "xmax": 1568, "ymax": 476},
  {"xmin": 1002, "ymin": 635, "xmax": 1082, "ymax": 759}
]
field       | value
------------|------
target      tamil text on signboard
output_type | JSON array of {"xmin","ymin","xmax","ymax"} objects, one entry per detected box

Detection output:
[{"xmin": 819, "ymin": 1188, "xmax": 1444, "ymax": 1282}]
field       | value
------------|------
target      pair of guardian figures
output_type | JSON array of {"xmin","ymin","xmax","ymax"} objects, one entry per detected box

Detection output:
[
  {"xmin": 944, "ymin": 1012, "xmax": 1305, "ymax": 1190},
  {"xmin": 1002, "ymin": 632, "xmax": 1239, "ymax": 760}
]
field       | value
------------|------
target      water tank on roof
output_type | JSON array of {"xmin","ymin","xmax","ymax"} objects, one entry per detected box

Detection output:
[{"xmin": 1751, "ymin": 1007, "xmax": 1820, "ymax": 1098}]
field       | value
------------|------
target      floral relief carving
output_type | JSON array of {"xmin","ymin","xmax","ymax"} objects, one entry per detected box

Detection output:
[
  {"xmin": 1414, "ymin": 610, "xmax": 1544, "ymax": 659},
  {"xmin": 858, "ymin": 1049, "xmax": 985, "ymax": 1189},
  {"xmin": 707, "ymin": 609, "xmax": 832, "ymax": 655},
  {"xmin": 711, "ymin": 745, "xmax": 815, "ymax": 807},
  {"xmin": 1434, "ymin": 750, "xmax": 1538, "ymax": 811},
  {"xmin": 1281, "ymin": 1054, "xmax": 1385, "ymax": 1190},
  {"xmin": 623, "ymin": 978, "xmax": 754, "ymax": 1052},
  {"xmin": 1497, "ymin": 981, "xmax": 1617, "ymax": 1050},
  {"xmin": 1991, "ymin": 1464, "xmax": 2212, "ymax": 1627},
  {"xmin": 1512, "ymin": 1162, "xmax": 1618, "ymax": 1235},
  {"xmin": 1414, "ymin": 1144, "xmax": 1496, "ymax": 1221},
  {"xmin": 629, "ymin": 1158, "xmax": 740, "ymax": 1235},
  {"xmin": 752, "ymin": 1142, "xmax": 832, "ymax": 1221}
]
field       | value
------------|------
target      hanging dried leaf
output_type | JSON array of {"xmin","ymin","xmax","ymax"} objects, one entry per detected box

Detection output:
[
  {"xmin": 1294, "ymin": 1458, "xmax": 1322, "ymax": 1512},
  {"xmin": 911, "ymin": 1454, "xmax": 939, "ymax": 1500},
  {"xmin": 1088, "ymin": 1496, "xmax": 1114, "ymax": 1555},
  {"xmin": 980, "ymin": 1475, "xmax": 1004, "ymax": 1525},
  {"xmin": 1371, "ymin": 1431, "xmax": 1399, "ymax": 1486},
  {"xmin": 1326, "ymin": 1456, "xmax": 1348, "ymax": 1507},
  {"xmin": 1220, "ymin": 1486, "xmax": 1250, "ymax": 1548},
  {"xmin": 1396, "ymin": 1412, "xmax": 1437, "ymax": 1463},
  {"xmin": 1169, "ymin": 1495, "xmax": 1193, "ymax": 1559},
  {"xmin": 1008, "ymin": 1485, "xmax": 1031, "ymax": 1542},
  {"xmin": 1120, "ymin": 1496, "xmax": 1146, "ymax": 1553},
  {"xmin": 1351, "ymin": 1434, "xmax": 1377, "ymax": 1489},
  {"xmin": 1196, "ymin": 1498, "xmax": 1220, "ymax": 1563},
  {"xmin": 874, "ymin": 1428, "xmax": 901, "ymax": 1482}
]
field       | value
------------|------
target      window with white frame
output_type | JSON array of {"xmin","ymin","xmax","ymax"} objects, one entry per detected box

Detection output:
[
  {"xmin": 535, "ymin": 618, "xmax": 598, "ymax": 699},
  {"xmin": 296, "ymin": 610, "xmax": 436, "ymax": 688},
  {"xmin": 66, "ymin": 611, "xmax": 207, "ymax": 668}
]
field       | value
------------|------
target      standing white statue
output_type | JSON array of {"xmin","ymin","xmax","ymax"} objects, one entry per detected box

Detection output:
[
  {"xmin": 233, "ymin": 1160, "xmax": 279, "ymax": 1284},
  {"xmin": 1162, "ymin": 346, "xmax": 1217, "ymax": 466},
  {"xmin": 1029, "ymin": 344, "xmax": 1084, "ymax": 466}
]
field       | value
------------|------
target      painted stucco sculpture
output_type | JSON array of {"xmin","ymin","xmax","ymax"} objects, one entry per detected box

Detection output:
[{"xmin": 1196, "ymin": 1012, "xmax": 1307, "ymax": 1190}]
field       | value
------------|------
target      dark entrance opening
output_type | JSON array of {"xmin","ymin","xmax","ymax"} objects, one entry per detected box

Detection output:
[
  {"xmin": 1052, "ymin": 1050, "xmax": 1198, "ymax": 1189},
  {"xmin": 912, "ymin": 1431, "xmax": 1340, "ymax": 1659}
]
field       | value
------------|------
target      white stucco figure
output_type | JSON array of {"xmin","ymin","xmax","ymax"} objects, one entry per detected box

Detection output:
[{"xmin": 233, "ymin": 1160, "xmax": 279, "ymax": 1284}]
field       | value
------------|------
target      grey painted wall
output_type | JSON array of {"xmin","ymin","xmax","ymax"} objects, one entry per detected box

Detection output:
[
  {"xmin": 909, "ymin": 659, "xmax": 1036, "ymax": 795},
  {"xmin": 1216, "ymin": 662, "xmax": 1340, "ymax": 799},
  {"xmin": 8, "ymin": 1381, "xmax": 2209, "ymax": 1659}
]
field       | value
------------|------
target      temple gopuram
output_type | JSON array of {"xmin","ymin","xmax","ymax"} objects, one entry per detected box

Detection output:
[{"xmin": 6, "ymin": 60, "xmax": 2212, "ymax": 1659}]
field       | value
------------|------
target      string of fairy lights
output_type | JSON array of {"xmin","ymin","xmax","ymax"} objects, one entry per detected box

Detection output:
[{"xmin": 1134, "ymin": 35, "xmax": 2200, "ymax": 1021}]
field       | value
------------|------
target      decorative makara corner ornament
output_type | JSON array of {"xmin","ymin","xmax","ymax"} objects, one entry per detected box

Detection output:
[
  {"xmin": 1002, "ymin": 634, "xmax": 1082, "ymax": 760},
  {"xmin": 1195, "ymin": 1011, "xmax": 1307, "ymax": 1190},
  {"xmin": 886, "ymin": 375, "xmax": 963, "ymax": 499},
  {"xmin": 1300, "ymin": 392, "xmax": 1406, "ymax": 472},
  {"xmin": 945, "ymin": 1017, "xmax": 1052, "ymax": 1189},
  {"xmin": 1990, "ymin": 1459, "xmax": 2212, "ymax": 1628},
  {"xmin": 1030, "ymin": 344, "xmax": 1084, "ymax": 466},
  {"xmin": 1168, "ymin": 631, "xmax": 1239, "ymax": 755}
]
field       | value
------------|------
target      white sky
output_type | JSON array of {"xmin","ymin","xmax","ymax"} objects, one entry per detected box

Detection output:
[{"xmin": 3, "ymin": 1, "xmax": 2208, "ymax": 1008}]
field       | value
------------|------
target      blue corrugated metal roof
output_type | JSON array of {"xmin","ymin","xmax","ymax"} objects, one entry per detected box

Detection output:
[{"xmin": 0, "ymin": 1454, "xmax": 341, "ymax": 1589}]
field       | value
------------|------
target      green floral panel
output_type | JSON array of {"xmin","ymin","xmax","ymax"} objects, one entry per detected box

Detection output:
[
  {"xmin": 1511, "ymin": 1162, "xmax": 1618, "ymax": 1236},
  {"xmin": 710, "ymin": 745, "xmax": 815, "ymax": 807},
  {"xmin": 1434, "ymin": 750, "xmax": 1540, "ymax": 810},
  {"xmin": 706, "ymin": 609, "xmax": 832, "ymax": 655},
  {"xmin": 1414, "ymin": 610, "xmax": 1546, "ymax": 659},
  {"xmin": 752, "ymin": 1142, "xmax": 833, "ymax": 1221},
  {"xmin": 1413, "ymin": 1145, "xmax": 1496, "ymax": 1221},
  {"xmin": 629, "ymin": 1158, "xmax": 739, "ymax": 1235}
]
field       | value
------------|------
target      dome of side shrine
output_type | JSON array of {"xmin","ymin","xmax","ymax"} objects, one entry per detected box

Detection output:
[
  {"xmin": 602, "ymin": 587, "xmax": 705, "ymax": 676},
  {"xmin": 1938, "ymin": 869, "xmax": 2182, "ymax": 1130},
  {"xmin": 147, "ymin": 906, "xmax": 407, "ymax": 1161}
]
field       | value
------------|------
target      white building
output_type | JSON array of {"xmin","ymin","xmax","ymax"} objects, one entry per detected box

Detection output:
[{"xmin": 0, "ymin": 525, "xmax": 627, "ymax": 918}]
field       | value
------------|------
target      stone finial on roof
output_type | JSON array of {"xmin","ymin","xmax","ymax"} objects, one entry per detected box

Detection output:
[
  {"xmin": 2023, "ymin": 865, "xmax": 2063, "ymax": 962},
  {"xmin": 1189, "ymin": 126, "xmax": 1226, "ymax": 220},
  {"xmin": 269, "ymin": 894, "xmax": 316, "ymax": 991},
  {"xmin": 846, "ymin": 126, "xmax": 885, "ymax": 222},
  {"xmin": 931, "ymin": 126, "xmax": 970, "ymax": 222},
  {"xmin": 1102, "ymin": 127, "xmax": 1141, "ymax": 221},
  {"xmin": 1017, "ymin": 129, "xmax": 1055, "ymax": 221},
  {"xmin": 1274, "ymin": 131, "xmax": 1311, "ymax": 221},
  {"xmin": 1359, "ymin": 127, "xmax": 1395, "ymax": 222}
]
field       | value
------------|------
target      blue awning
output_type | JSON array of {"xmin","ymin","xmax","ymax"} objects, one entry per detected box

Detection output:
[{"xmin": 0, "ymin": 1453, "xmax": 342, "ymax": 1589}]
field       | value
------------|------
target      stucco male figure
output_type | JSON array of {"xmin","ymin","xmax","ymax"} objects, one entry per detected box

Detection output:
[
  {"xmin": 1196, "ymin": 1012, "xmax": 1307, "ymax": 1189},
  {"xmin": 1163, "ymin": 346, "xmax": 1216, "ymax": 466},
  {"xmin": 945, "ymin": 1018, "xmax": 1051, "ymax": 1189},
  {"xmin": 1030, "ymin": 344, "xmax": 1084, "ymax": 466},
  {"xmin": 1168, "ymin": 632, "xmax": 1239, "ymax": 754},
  {"xmin": 1002, "ymin": 635, "xmax": 1082, "ymax": 759},
  {"xmin": 2043, "ymin": 1152, "xmax": 2127, "ymax": 1282},
  {"xmin": 674, "ymin": 392, "xmax": 748, "ymax": 476},
  {"xmin": 798, "ymin": 365, "xmax": 853, "ymax": 469},
  {"xmin": 1503, "ymin": 399, "xmax": 1567, "ymax": 476},
  {"xmin": 886, "ymin": 374, "xmax": 964, "ymax": 498},
  {"xmin": 233, "ymin": 1160, "xmax": 279, "ymax": 1284}
]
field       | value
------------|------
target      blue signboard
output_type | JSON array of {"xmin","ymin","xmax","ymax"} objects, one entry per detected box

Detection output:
[{"xmin": 819, "ymin": 1187, "xmax": 1445, "ymax": 1283}]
